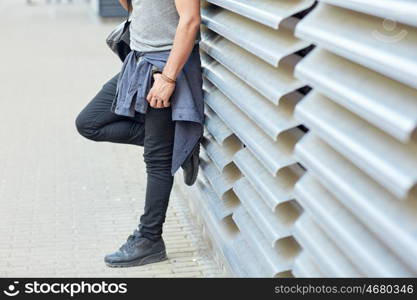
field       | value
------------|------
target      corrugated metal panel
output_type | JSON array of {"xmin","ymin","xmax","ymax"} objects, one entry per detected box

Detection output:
[
  {"xmin": 295, "ymin": 3, "xmax": 417, "ymax": 89},
  {"xmin": 204, "ymin": 106, "xmax": 234, "ymax": 145},
  {"xmin": 204, "ymin": 87, "xmax": 302, "ymax": 176},
  {"xmin": 232, "ymin": 206, "xmax": 299, "ymax": 277},
  {"xmin": 202, "ymin": 134, "xmax": 241, "ymax": 172},
  {"xmin": 295, "ymin": 91, "xmax": 417, "ymax": 200},
  {"xmin": 180, "ymin": 0, "xmax": 417, "ymax": 277},
  {"xmin": 233, "ymin": 148, "xmax": 304, "ymax": 211},
  {"xmin": 197, "ymin": 177, "xmax": 239, "ymax": 220},
  {"xmin": 201, "ymin": 28, "xmax": 304, "ymax": 105},
  {"xmin": 202, "ymin": 5, "xmax": 310, "ymax": 66},
  {"xmin": 203, "ymin": 53, "xmax": 301, "ymax": 140},
  {"xmin": 205, "ymin": 0, "xmax": 315, "ymax": 29},
  {"xmin": 295, "ymin": 173, "xmax": 412, "ymax": 277},
  {"xmin": 200, "ymin": 151, "xmax": 241, "ymax": 199},
  {"xmin": 292, "ymin": 251, "xmax": 324, "ymax": 278},
  {"xmin": 185, "ymin": 178, "xmax": 240, "ymax": 275},
  {"xmin": 293, "ymin": 214, "xmax": 363, "ymax": 277},
  {"xmin": 295, "ymin": 133, "xmax": 417, "ymax": 272},
  {"xmin": 295, "ymin": 48, "xmax": 417, "ymax": 143},
  {"xmin": 233, "ymin": 177, "xmax": 300, "ymax": 247},
  {"xmin": 230, "ymin": 235, "xmax": 264, "ymax": 277},
  {"xmin": 191, "ymin": 0, "xmax": 306, "ymax": 278},
  {"xmin": 322, "ymin": 0, "xmax": 417, "ymax": 27},
  {"xmin": 291, "ymin": 0, "xmax": 417, "ymax": 277}
]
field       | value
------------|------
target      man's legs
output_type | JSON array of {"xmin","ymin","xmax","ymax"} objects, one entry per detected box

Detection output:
[
  {"xmin": 104, "ymin": 107, "xmax": 175, "ymax": 268},
  {"xmin": 139, "ymin": 106, "xmax": 175, "ymax": 240},
  {"xmin": 75, "ymin": 73, "xmax": 145, "ymax": 146},
  {"xmin": 77, "ymin": 74, "xmax": 176, "ymax": 267}
]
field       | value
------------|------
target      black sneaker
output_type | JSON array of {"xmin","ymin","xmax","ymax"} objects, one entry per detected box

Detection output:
[
  {"xmin": 104, "ymin": 231, "xmax": 168, "ymax": 268},
  {"xmin": 181, "ymin": 137, "xmax": 201, "ymax": 186}
]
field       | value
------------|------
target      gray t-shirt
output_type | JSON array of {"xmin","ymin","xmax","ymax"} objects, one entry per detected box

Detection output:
[{"xmin": 130, "ymin": 0, "xmax": 200, "ymax": 52}]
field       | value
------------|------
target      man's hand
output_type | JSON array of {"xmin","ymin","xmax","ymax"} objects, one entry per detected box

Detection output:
[{"xmin": 146, "ymin": 74, "xmax": 175, "ymax": 108}]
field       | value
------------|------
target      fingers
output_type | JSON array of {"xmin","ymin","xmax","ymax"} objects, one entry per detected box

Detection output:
[
  {"xmin": 146, "ymin": 89, "xmax": 153, "ymax": 102},
  {"xmin": 147, "ymin": 75, "xmax": 175, "ymax": 108},
  {"xmin": 147, "ymin": 88, "xmax": 167, "ymax": 108},
  {"xmin": 157, "ymin": 97, "xmax": 170, "ymax": 108},
  {"xmin": 149, "ymin": 96, "xmax": 157, "ymax": 108},
  {"xmin": 156, "ymin": 98, "xmax": 164, "ymax": 108},
  {"xmin": 149, "ymin": 96, "xmax": 170, "ymax": 108},
  {"xmin": 146, "ymin": 84, "xmax": 171, "ymax": 108}
]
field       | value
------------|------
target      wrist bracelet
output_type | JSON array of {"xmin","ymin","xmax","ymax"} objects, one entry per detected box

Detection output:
[
  {"xmin": 161, "ymin": 73, "xmax": 176, "ymax": 84},
  {"xmin": 151, "ymin": 66, "xmax": 162, "ymax": 77}
]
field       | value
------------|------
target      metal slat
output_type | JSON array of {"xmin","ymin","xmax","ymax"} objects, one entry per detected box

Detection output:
[
  {"xmin": 292, "ymin": 252, "xmax": 325, "ymax": 278},
  {"xmin": 203, "ymin": 55, "xmax": 301, "ymax": 140},
  {"xmin": 196, "ymin": 179, "xmax": 239, "ymax": 221},
  {"xmin": 233, "ymin": 177, "xmax": 300, "ymax": 247},
  {"xmin": 293, "ymin": 214, "xmax": 363, "ymax": 277},
  {"xmin": 295, "ymin": 3, "xmax": 417, "ymax": 89},
  {"xmin": 295, "ymin": 91, "xmax": 417, "ymax": 200},
  {"xmin": 295, "ymin": 133, "xmax": 417, "ymax": 272},
  {"xmin": 294, "ymin": 173, "xmax": 412, "ymax": 277},
  {"xmin": 205, "ymin": 88, "xmax": 303, "ymax": 176},
  {"xmin": 230, "ymin": 235, "xmax": 265, "ymax": 277},
  {"xmin": 201, "ymin": 28, "xmax": 304, "ymax": 104},
  {"xmin": 233, "ymin": 147, "xmax": 304, "ymax": 211},
  {"xmin": 295, "ymin": 48, "xmax": 417, "ymax": 143},
  {"xmin": 191, "ymin": 179, "xmax": 242, "ymax": 274},
  {"xmin": 200, "ymin": 152, "xmax": 241, "ymax": 199},
  {"xmin": 322, "ymin": 0, "xmax": 417, "ymax": 27},
  {"xmin": 204, "ymin": 106, "xmax": 234, "ymax": 145},
  {"xmin": 202, "ymin": 6, "xmax": 309, "ymax": 66},
  {"xmin": 206, "ymin": 0, "xmax": 315, "ymax": 29},
  {"xmin": 202, "ymin": 134, "xmax": 242, "ymax": 172},
  {"xmin": 232, "ymin": 206, "xmax": 298, "ymax": 277}
]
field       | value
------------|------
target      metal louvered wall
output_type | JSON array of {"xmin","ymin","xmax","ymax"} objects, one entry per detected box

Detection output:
[{"xmin": 178, "ymin": 0, "xmax": 417, "ymax": 277}]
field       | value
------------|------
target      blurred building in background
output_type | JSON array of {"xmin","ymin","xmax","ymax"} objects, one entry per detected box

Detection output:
[
  {"xmin": 91, "ymin": 0, "xmax": 125, "ymax": 17},
  {"xmin": 26, "ymin": 0, "xmax": 126, "ymax": 17}
]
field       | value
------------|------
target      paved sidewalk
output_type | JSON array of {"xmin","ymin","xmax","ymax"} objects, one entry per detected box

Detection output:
[{"xmin": 0, "ymin": 0, "xmax": 224, "ymax": 277}]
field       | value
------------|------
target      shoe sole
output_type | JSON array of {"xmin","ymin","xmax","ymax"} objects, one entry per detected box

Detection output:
[{"xmin": 105, "ymin": 250, "xmax": 168, "ymax": 268}]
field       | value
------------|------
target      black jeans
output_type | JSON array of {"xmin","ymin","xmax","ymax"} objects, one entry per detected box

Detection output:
[{"xmin": 75, "ymin": 73, "xmax": 175, "ymax": 241}]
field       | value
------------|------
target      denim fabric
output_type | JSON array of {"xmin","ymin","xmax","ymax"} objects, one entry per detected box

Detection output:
[
  {"xmin": 111, "ymin": 44, "xmax": 204, "ymax": 175},
  {"xmin": 75, "ymin": 74, "xmax": 175, "ymax": 240}
]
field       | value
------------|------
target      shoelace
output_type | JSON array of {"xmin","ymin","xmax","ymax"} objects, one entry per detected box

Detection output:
[{"xmin": 119, "ymin": 229, "xmax": 142, "ymax": 252}]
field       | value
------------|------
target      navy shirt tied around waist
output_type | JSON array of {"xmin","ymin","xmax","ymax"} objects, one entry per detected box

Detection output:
[{"xmin": 111, "ymin": 44, "xmax": 205, "ymax": 176}]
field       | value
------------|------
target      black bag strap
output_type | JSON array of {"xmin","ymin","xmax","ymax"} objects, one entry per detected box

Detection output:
[
  {"xmin": 121, "ymin": 0, "xmax": 132, "ymax": 43},
  {"xmin": 126, "ymin": 0, "xmax": 132, "ymax": 21}
]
